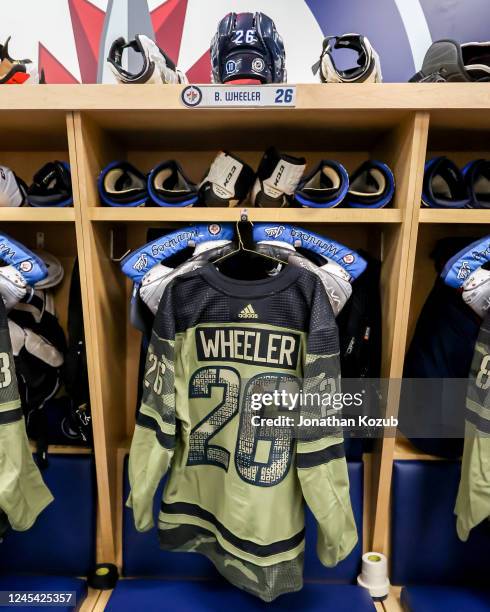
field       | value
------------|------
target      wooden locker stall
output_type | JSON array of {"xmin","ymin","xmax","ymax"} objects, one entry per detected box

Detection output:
[
  {"xmin": 1, "ymin": 85, "xmax": 489, "ymax": 611},
  {"xmin": 0, "ymin": 108, "xmax": 100, "ymax": 610},
  {"xmin": 68, "ymin": 90, "xmax": 429, "ymax": 570},
  {"xmin": 381, "ymin": 109, "xmax": 490, "ymax": 612}
]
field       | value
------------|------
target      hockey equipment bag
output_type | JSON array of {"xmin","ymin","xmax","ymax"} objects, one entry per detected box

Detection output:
[
  {"xmin": 0, "ymin": 166, "xmax": 26, "ymax": 207},
  {"xmin": 99, "ymin": 162, "xmax": 148, "ymax": 207},
  {"xmin": 252, "ymin": 223, "xmax": 367, "ymax": 280},
  {"xmin": 211, "ymin": 12, "xmax": 286, "ymax": 84},
  {"xmin": 200, "ymin": 152, "xmax": 255, "ymax": 207},
  {"xmin": 148, "ymin": 161, "xmax": 198, "ymax": 207},
  {"xmin": 411, "ymin": 39, "xmax": 490, "ymax": 82},
  {"xmin": 313, "ymin": 34, "xmax": 382, "ymax": 83},
  {"xmin": 0, "ymin": 37, "xmax": 44, "ymax": 84},
  {"xmin": 422, "ymin": 157, "xmax": 470, "ymax": 208},
  {"xmin": 294, "ymin": 160, "xmax": 349, "ymax": 208},
  {"xmin": 463, "ymin": 159, "xmax": 490, "ymax": 209},
  {"xmin": 108, "ymin": 34, "xmax": 187, "ymax": 84},
  {"xmin": 0, "ymin": 233, "xmax": 47, "ymax": 285},
  {"xmin": 0, "ymin": 265, "xmax": 28, "ymax": 311},
  {"xmin": 251, "ymin": 148, "xmax": 306, "ymax": 208},
  {"xmin": 27, "ymin": 162, "xmax": 73, "ymax": 207},
  {"xmin": 344, "ymin": 160, "xmax": 395, "ymax": 208}
]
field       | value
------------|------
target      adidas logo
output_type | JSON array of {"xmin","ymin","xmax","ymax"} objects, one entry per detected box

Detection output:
[{"xmin": 238, "ymin": 304, "xmax": 258, "ymax": 319}]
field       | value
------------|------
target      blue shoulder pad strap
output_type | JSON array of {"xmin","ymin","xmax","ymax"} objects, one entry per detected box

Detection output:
[
  {"xmin": 0, "ymin": 233, "xmax": 48, "ymax": 284},
  {"xmin": 121, "ymin": 223, "xmax": 234, "ymax": 282},
  {"xmin": 441, "ymin": 236, "xmax": 490, "ymax": 288},
  {"xmin": 252, "ymin": 223, "xmax": 367, "ymax": 279}
]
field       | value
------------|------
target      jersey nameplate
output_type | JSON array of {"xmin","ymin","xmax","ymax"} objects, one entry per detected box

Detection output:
[
  {"xmin": 196, "ymin": 326, "xmax": 300, "ymax": 370},
  {"xmin": 181, "ymin": 85, "xmax": 296, "ymax": 109}
]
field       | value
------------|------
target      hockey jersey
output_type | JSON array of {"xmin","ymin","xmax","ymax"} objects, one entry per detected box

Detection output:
[
  {"xmin": 455, "ymin": 311, "xmax": 490, "ymax": 541},
  {"xmin": 128, "ymin": 263, "xmax": 357, "ymax": 601},
  {"xmin": 0, "ymin": 299, "xmax": 53, "ymax": 534}
]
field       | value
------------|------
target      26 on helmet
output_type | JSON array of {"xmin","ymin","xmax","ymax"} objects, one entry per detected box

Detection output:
[{"xmin": 210, "ymin": 12, "xmax": 286, "ymax": 84}]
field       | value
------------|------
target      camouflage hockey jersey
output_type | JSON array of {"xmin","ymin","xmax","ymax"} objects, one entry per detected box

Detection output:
[
  {"xmin": 128, "ymin": 263, "xmax": 357, "ymax": 601},
  {"xmin": 455, "ymin": 311, "xmax": 490, "ymax": 540},
  {"xmin": 0, "ymin": 300, "xmax": 53, "ymax": 535}
]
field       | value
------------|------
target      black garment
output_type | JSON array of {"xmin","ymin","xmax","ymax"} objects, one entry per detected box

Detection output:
[{"xmin": 401, "ymin": 238, "xmax": 482, "ymax": 458}]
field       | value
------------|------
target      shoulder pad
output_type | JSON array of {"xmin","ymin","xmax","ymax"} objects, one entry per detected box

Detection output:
[
  {"xmin": 0, "ymin": 233, "xmax": 47, "ymax": 284},
  {"xmin": 441, "ymin": 236, "xmax": 490, "ymax": 288},
  {"xmin": 252, "ymin": 223, "xmax": 367, "ymax": 279},
  {"xmin": 121, "ymin": 223, "xmax": 234, "ymax": 282}
]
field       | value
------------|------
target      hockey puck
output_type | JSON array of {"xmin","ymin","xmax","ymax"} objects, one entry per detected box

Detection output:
[{"xmin": 87, "ymin": 563, "xmax": 119, "ymax": 590}]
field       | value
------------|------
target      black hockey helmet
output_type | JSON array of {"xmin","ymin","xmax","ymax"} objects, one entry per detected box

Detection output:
[{"xmin": 210, "ymin": 12, "xmax": 286, "ymax": 84}]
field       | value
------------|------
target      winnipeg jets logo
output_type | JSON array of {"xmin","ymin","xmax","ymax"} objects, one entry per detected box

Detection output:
[
  {"xmin": 182, "ymin": 85, "xmax": 203, "ymax": 108},
  {"xmin": 342, "ymin": 254, "xmax": 355, "ymax": 265},
  {"xmin": 208, "ymin": 224, "xmax": 221, "ymax": 236},
  {"xmin": 20, "ymin": 260, "xmax": 33, "ymax": 273},
  {"xmin": 264, "ymin": 226, "xmax": 285, "ymax": 239},
  {"xmin": 457, "ymin": 261, "xmax": 471, "ymax": 280},
  {"xmin": 133, "ymin": 253, "xmax": 148, "ymax": 272}
]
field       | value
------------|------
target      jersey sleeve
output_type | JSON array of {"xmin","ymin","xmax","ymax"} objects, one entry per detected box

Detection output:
[
  {"xmin": 0, "ymin": 305, "xmax": 53, "ymax": 531},
  {"xmin": 127, "ymin": 283, "xmax": 177, "ymax": 532},
  {"xmin": 296, "ymin": 279, "xmax": 358, "ymax": 566},
  {"xmin": 455, "ymin": 322, "xmax": 490, "ymax": 541}
]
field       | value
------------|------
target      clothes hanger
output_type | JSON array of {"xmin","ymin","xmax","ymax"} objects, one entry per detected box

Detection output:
[
  {"xmin": 121, "ymin": 223, "xmax": 235, "ymax": 283},
  {"xmin": 213, "ymin": 220, "xmax": 289, "ymax": 267},
  {"xmin": 251, "ymin": 223, "xmax": 367, "ymax": 280}
]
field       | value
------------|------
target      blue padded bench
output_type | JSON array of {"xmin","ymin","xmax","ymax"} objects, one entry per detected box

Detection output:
[
  {"xmin": 391, "ymin": 460, "xmax": 490, "ymax": 612},
  {"xmin": 0, "ymin": 455, "xmax": 96, "ymax": 611},
  {"xmin": 105, "ymin": 460, "xmax": 375, "ymax": 611}
]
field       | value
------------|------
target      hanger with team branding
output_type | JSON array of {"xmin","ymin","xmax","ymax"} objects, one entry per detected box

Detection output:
[
  {"xmin": 441, "ymin": 236, "xmax": 490, "ymax": 288},
  {"xmin": 0, "ymin": 233, "xmax": 48, "ymax": 285},
  {"xmin": 121, "ymin": 223, "xmax": 235, "ymax": 283},
  {"xmin": 252, "ymin": 223, "xmax": 367, "ymax": 279}
]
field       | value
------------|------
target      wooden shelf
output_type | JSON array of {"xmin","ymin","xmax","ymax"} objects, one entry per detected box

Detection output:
[
  {"xmin": 88, "ymin": 207, "xmax": 402, "ymax": 223},
  {"xmin": 1, "ymin": 83, "xmax": 490, "ymax": 111},
  {"xmin": 393, "ymin": 435, "xmax": 448, "ymax": 461},
  {"xmin": 29, "ymin": 442, "xmax": 92, "ymax": 455},
  {"xmin": 419, "ymin": 209, "xmax": 490, "ymax": 224},
  {"xmin": 0, "ymin": 208, "xmax": 75, "ymax": 222}
]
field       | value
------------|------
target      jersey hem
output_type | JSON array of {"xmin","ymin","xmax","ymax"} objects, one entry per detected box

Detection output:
[{"xmin": 158, "ymin": 513, "xmax": 305, "ymax": 566}]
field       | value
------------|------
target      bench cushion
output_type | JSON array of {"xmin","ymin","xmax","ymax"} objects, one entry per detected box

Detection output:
[
  {"xmin": 401, "ymin": 586, "xmax": 490, "ymax": 612},
  {"xmin": 391, "ymin": 460, "xmax": 490, "ymax": 586},
  {"xmin": 106, "ymin": 579, "xmax": 376, "ymax": 612},
  {"xmin": 0, "ymin": 455, "xmax": 96, "ymax": 576}
]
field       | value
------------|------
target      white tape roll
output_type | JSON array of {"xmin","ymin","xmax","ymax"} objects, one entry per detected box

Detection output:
[{"xmin": 357, "ymin": 552, "xmax": 390, "ymax": 599}]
